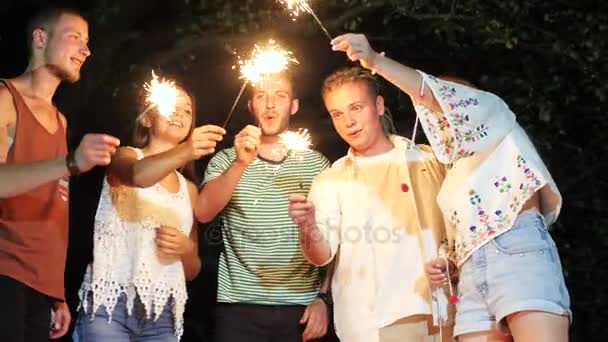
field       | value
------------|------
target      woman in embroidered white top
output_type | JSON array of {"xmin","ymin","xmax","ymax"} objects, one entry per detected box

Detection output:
[
  {"xmin": 75, "ymin": 83, "xmax": 225, "ymax": 341},
  {"xmin": 330, "ymin": 34, "xmax": 571, "ymax": 342}
]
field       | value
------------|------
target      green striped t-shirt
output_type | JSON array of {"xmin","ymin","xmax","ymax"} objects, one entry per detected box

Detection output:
[{"xmin": 203, "ymin": 147, "xmax": 330, "ymax": 305}]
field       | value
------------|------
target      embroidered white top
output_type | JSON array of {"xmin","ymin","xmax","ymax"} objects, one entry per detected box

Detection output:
[
  {"xmin": 309, "ymin": 136, "xmax": 451, "ymax": 342},
  {"xmin": 414, "ymin": 71, "xmax": 562, "ymax": 266},
  {"xmin": 78, "ymin": 147, "xmax": 193, "ymax": 339}
]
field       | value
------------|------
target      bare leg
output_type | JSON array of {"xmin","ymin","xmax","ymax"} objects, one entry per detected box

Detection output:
[
  {"xmin": 458, "ymin": 330, "xmax": 512, "ymax": 342},
  {"xmin": 506, "ymin": 311, "xmax": 569, "ymax": 342}
]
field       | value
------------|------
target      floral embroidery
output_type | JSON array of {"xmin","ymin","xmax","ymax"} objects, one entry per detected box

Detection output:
[
  {"xmin": 450, "ymin": 210, "xmax": 461, "ymax": 227},
  {"xmin": 464, "ymin": 190, "xmax": 497, "ymax": 249},
  {"xmin": 462, "ymin": 123, "xmax": 489, "ymax": 143},
  {"xmin": 450, "ymin": 211, "xmax": 468, "ymax": 256},
  {"xmin": 437, "ymin": 115, "xmax": 451, "ymax": 130},
  {"xmin": 453, "ymin": 155, "xmax": 546, "ymax": 264},
  {"xmin": 417, "ymin": 75, "xmax": 487, "ymax": 162},
  {"xmin": 517, "ymin": 155, "xmax": 542, "ymax": 188},
  {"xmin": 418, "ymin": 72, "xmax": 558, "ymax": 266},
  {"xmin": 508, "ymin": 155, "xmax": 542, "ymax": 213},
  {"xmin": 437, "ymin": 84, "xmax": 457, "ymax": 101},
  {"xmin": 449, "ymin": 98, "xmax": 479, "ymax": 110},
  {"xmin": 494, "ymin": 176, "xmax": 512, "ymax": 193},
  {"xmin": 449, "ymin": 113, "xmax": 468, "ymax": 126}
]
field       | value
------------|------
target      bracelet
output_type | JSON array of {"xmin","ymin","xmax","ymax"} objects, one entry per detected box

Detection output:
[
  {"xmin": 316, "ymin": 291, "xmax": 332, "ymax": 305},
  {"xmin": 65, "ymin": 151, "xmax": 81, "ymax": 176}
]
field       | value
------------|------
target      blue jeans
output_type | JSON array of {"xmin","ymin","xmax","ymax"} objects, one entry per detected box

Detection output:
[
  {"xmin": 75, "ymin": 294, "xmax": 176, "ymax": 342},
  {"xmin": 454, "ymin": 211, "xmax": 571, "ymax": 336}
]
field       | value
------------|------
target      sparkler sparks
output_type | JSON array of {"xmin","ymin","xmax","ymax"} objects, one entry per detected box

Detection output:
[
  {"xmin": 143, "ymin": 71, "xmax": 177, "ymax": 119},
  {"xmin": 279, "ymin": 128, "xmax": 312, "ymax": 152},
  {"xmin": 223, "ymin": 40, "xmax": 298, "ymax": 128},
  {"xmin": 236, "ymin": 39, "xmax": 299, "ymax": 85},
  {"xmin": 276, "ymin": 0, "xmax": 333, "ymax": 40},
  {"xmin": 277, "ymin": 0, "xmax": 314, "ymax": 17}
]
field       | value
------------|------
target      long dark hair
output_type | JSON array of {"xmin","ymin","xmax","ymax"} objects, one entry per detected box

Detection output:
[{"xmin": 133, "ymin": 82, "xmax": 200, "ymax": 184}]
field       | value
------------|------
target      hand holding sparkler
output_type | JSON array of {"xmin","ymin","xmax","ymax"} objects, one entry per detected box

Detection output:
[
  {"xmin": 277, "ymin": 0, "xmax": 333, "ymax": 41},
  {"xmin": 331, "ymin": 33, "xmax": 382, "ymax": 71},
  {"xmin": 425, "ymin": 257, "xmax": 459, "ymax": 307},
  {"xmin": 178, "ymin": 125, "xmax": 226, "ymax": 161},
  {"xmin": 288, "ymin": 194, "xmax": 317, "ymax": 228},
  {"xmin": 222, "ymin": 40, "xmax": 299, "ymax": 129},
  {"xmin": 234, "ymin": 125, "xmax": 262, "ymax": 165},
  {"xmin": 73, "ymin": 134, "xmax": 121, "ymax": 174},
  {"xmin": 425, "ymin": 257, "xmax": 458, "ymax": 289}
]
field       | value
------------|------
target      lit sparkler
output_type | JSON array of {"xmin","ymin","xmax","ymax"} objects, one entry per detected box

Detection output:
[
  {"xmin": 141, "ymin": 71, "xmax": 178, "ymax": 119},
  {"xmin": 237, "ymin": 39, "xmax": 299, "ymax": 85},
  {"xmin": 251, "ymin": 128, "xmax": 312, "ymax": 205},
  {"xmin": 277, "ymin": 0, "xmax": 333, "ymax": 40},
  {"xmin": 279, "ymin": 128, "xmax": 312, "ymax": 152},
  {"xmin": 222, "ymin": 40, "xmax": 299, "ymax": 128}
]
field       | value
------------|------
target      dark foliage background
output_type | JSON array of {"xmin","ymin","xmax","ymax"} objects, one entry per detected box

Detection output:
[{"xmin": 1, "ymin": 0, "xmax": 606, "ymax": 340}]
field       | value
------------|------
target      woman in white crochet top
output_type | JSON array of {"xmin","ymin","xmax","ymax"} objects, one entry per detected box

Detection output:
[{"xmin": 75, "ymin": 82, "xmax": 225, "ymax": 341}]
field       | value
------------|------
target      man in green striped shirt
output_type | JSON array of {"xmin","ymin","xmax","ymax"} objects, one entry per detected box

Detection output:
[{"xmin": 196, "ymin": 71, "xmax": 331, "ymax": 342}]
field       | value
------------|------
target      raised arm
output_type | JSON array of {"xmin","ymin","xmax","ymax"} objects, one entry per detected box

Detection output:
[
  {"xmin": 195, "ymin": 125, "xmax": 260, "ymax": 223},
  {"xmin": 330, "ymin": 33, "xmax": 441, "ymax": 112},
  {"xmin": 331, "ymin": 33, "xmax": 517, "ymax": 164},
  {"xmin": 108, "ymin": 125, "xmax": 224, "ymax": 188},
  {"xmin": 0, "ymin": 86, "xmax": 119, "ymax": 198}
]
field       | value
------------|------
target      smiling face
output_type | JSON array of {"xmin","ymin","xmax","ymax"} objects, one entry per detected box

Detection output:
[
  {"xmin": 38, "ymin": 13, "xmax": 91, "ymax": 83},
  {"xmin": 135, "ymin": 87, "xmax": 195, "ymax": 147},
  {"xmin": 150, "ymin": 88, "xmax": 194, "ymax": 143},
  {"xmin": 247, "ymin": 73, "xmax": 299, "ymax": 137}
]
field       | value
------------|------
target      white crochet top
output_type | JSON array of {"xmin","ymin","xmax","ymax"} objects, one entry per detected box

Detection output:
[{"xmin": 78, "ymin": 147, "xmax": 193, "ymax": 339}]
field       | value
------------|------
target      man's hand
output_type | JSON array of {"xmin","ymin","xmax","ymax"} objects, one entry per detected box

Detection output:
[
  {"xmin": 234, "ymin": 125, "xmax": 261, "ymax": 166},
  {"xmin": 50, "ymin": 301, "xmax": 71, "ymax": 339},
  {"xmin": 424, "ymin": 257, "xmax": 458, "ymax": 288},
  {"xmin": 74, "ymin": 134, "xmax": 120, "ymax": 172},
  {"xmin": 288, "ymin": 194, "xmax": 317, "ymax": 229},
  {"xmin": 300, "ymin": 298, "xmax": 328, "ymax": 341},
  {"xmin": 331, "ymin": 33, "xmax": 379, "ymax": 70}
]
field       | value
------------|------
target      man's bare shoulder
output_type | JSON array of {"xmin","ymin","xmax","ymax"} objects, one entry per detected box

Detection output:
[
  {"xmin": 0, "ymin": 82, "xmax": 16, "ymax": 162},
  {"xmin": 0, "ymin": 82, "xmax": 17, "ymax": 126}
]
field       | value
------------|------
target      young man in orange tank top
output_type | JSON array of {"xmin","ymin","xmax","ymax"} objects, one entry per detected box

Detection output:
[{"xmin": 0, "ymin": 6, "xmax": 119, "ymax": 341}]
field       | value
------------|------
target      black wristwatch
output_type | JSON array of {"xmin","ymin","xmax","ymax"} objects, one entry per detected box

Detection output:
[
  {"xmin": 65, "ymin": 151, "xmax": 81, "ymax": 176},
  {"xmin": 316, "ymin": 291, "xmax": 332, "ymax": 306}
]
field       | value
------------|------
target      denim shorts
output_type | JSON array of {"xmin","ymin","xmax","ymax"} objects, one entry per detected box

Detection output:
[
  {"xmin": 74, "ymin": 294, "xmax": 176, "ymax": 342},
  {"xmin": 454, "ymin": 211, "xmax": 571, "ymax": 336}
]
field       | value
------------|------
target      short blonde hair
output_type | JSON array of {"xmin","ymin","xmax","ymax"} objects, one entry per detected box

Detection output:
[{"xmin": 321, "ymin": 66, "xmax": 379, "ymax": 99}]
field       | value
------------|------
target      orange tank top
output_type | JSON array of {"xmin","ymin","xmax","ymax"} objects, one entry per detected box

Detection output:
[{"xmin": 0, "ymin": 79, "xmax": 69, "ymax": 300}]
